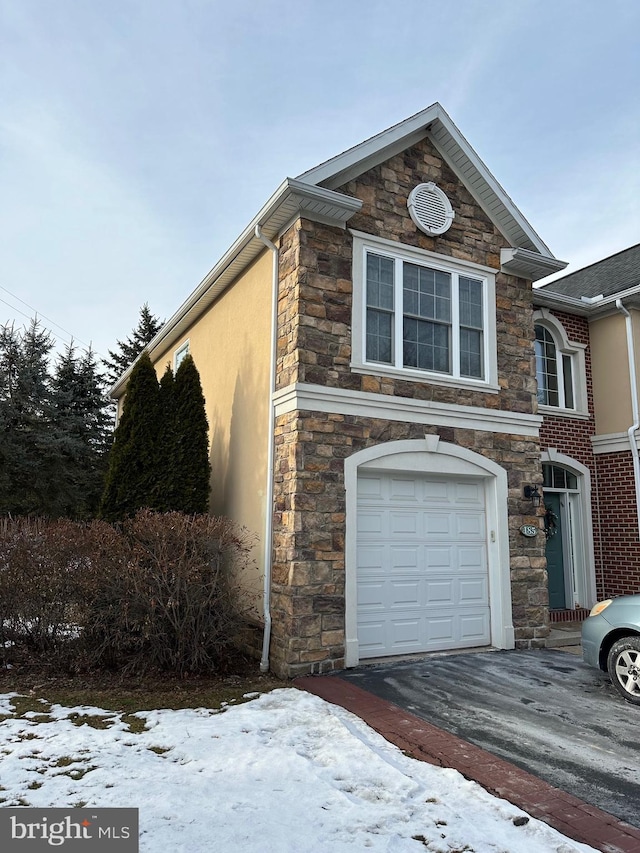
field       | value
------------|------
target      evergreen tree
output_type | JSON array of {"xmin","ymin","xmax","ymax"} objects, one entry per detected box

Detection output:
[
  {"xmin": 172, "ymin": 355, "xmax": 210, "ymax": 514},
  {"xmin": 0, "ymin": 320, "xmax": 61, "ymax": 516},
  {"xmin": 156, "ymin": 364, "xmax": 179, "ymax": 512},
  {"xmin": 50, "ymin": 344, "xmax": 112, "ymax": 518},
  {"xmin": 99, "ymin": 352, "xmax": 163, "ymax": 520},
  {"xmin": 0, "ymin": 321, "xmax": 114, "ymax": 518},
  {"xmin": 103, "ymin": 303, "xmax": 163, "ymax": 386}
]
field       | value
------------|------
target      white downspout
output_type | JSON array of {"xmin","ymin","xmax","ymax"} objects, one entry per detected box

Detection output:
[
  {"xmin": 255, "ymin": 224, "xmax": 278, "ymax": 671},
  {"xmin": 616, "ymin": 299, "xmax": 640, "ymax": 538}
]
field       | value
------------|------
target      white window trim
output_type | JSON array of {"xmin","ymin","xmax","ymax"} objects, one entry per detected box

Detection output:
[
  {"xmin": 541, "ymin": 449, "xmax": 597, "ymax": 609},
  {"xmin": 533, "ymin": 309, "xmax": 588, "ymax": 416},
  {"xmin": 173, "ymin": 340, "xmax": 190, "ymax": 371},
  {"xmin": 350, "ymin": 230, "xmax": 499, "ymax": 392}
]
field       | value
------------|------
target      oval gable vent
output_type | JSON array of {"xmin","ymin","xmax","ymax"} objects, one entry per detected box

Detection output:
[{"xmin": 407, "ymin": 182, "xmax": 454, "ymax": 235}]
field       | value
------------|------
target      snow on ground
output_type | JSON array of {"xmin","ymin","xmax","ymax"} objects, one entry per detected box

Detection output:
[{"xmin": 0, "ymin": 688, "xmax": 597, "ymax": 852}]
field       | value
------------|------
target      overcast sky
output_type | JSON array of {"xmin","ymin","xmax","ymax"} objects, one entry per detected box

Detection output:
[{"xmin": 1, "ymin": 0, "xmax": 638, "ymax": 363}]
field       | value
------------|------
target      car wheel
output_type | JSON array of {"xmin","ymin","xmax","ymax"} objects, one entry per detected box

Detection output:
[{"xmin": 607, "ymin": 637, "xmax": 640, "ymax": 704}]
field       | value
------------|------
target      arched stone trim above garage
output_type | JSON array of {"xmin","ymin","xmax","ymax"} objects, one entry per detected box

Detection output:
[{"xmin": 344, "ymin": 436, "xmax": 514, "ymax": 667}]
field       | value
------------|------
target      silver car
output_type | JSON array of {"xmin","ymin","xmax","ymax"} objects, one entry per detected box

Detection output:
[{"xmin": 582, "ymin": 595, "xmax": 640, "ymax": 704}]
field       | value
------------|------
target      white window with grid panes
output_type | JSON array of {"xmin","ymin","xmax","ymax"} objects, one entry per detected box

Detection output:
[
  {"xmin": 535, "ymin": 325, "xmax": 573, "ymax": 408},
  {"xmin": 351, "ymin": 231, "xmax": 497, "ymax": 389},
  {"xmin": 532, "ymin": 310, "xmax": 588, "ymax": 416}
]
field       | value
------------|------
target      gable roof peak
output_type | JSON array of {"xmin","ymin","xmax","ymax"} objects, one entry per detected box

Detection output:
[{"xmin": 297, "ymin": 103, "xmax": 563, "ymax": 264}]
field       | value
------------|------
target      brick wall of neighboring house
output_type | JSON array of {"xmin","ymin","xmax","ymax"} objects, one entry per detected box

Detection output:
[
  {"xmin": 268, "ymin": 136, "xmax": 548, "ymax": 677},
  {"xmin": 594, "ymin": 451, "xmax": 640, "ymax": 597},
  {"xmin": 538, "ymin": 311, "xmax": 604, "ymax": 599}
]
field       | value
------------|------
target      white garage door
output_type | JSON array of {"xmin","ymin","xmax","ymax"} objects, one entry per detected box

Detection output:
[{"xmin": 357, "ymin": 471, "xmax": 490, "ymax": 659}]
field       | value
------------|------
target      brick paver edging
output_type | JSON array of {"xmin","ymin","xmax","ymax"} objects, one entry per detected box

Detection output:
[{"xmin": 294, "ymin": 675, "xmax": 640, "ymax": 853}]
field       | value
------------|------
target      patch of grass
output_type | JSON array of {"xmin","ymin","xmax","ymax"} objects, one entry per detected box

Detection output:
[
  {"xmin": 147, "ymin": 746, "xmax": 171, "ymax": 755},
  {"xmin": 121, "ymin": 713, "xmax": 148, "ymax": 734},
  {"xmin": 67, "ymin": 712, "xmax": 115, "ymax": 730},
  {"xmin": 27, "ymin": 781, "xmax": 43, "ymax": 790},
  {"xmin": 10, "ymin": 696, "xmax": 53, "ymax": 717},
  {"xmin": 64, "ymin": 766, "xmax": 97, "ymax": 781},
  {"xmin": 0, "ymin": 657, "xmax": 282, "ymax": 715},
  {"xmin": 54, "ymin": 756, "xmax": 75, "ymax": 768}
]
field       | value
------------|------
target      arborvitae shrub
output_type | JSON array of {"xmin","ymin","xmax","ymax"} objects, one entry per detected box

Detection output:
[
  {"xmin": 100, "ymin": 352, "xmax": 163, "ymax": 520},
  {"xmin": 173, "ymin": 355, "xmax": 211, "ymax": 514}
]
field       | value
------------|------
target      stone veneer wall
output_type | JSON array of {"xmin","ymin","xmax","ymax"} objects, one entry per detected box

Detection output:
[
  {"xmin": 270, "ymin": 412, "xmax": 548, "ymax": 677},
  {"xmin": 269, "ymin": 135, "xmax": 548, "ymax": 677}
]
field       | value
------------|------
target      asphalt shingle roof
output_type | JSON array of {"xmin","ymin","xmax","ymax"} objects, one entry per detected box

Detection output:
[{"xmin": 540, "ymin": 243, "xmax": 640, "ymax": 299}]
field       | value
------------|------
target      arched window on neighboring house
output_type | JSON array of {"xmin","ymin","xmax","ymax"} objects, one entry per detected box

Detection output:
[{"xmin": 535, "ymin": 323, "xmax": 575, "ymax": 410}]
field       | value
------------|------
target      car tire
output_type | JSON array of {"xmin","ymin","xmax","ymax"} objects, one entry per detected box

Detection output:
[{"xmin": 607, "ymin": 636, "xmax": 640, "ymax": 705}]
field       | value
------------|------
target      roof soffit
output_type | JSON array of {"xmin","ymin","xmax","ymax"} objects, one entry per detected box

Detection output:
[
  {"xmin": 500, "ymin": 248, "xmax": 568, "ymax": 282},
  {"xmin": 109, "ymin": 180, "xmax": 362, "ymax": 398}
]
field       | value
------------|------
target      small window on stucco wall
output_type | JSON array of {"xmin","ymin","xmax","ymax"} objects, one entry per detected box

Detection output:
[{"xmin": 174, "ymin": 341, "xmax": 190, "ymax": 371}]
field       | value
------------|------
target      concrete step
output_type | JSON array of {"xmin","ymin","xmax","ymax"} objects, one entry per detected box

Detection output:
[
  {"xmin": 547, "ymin": 631, "xmax": 581, "ymax": 648},
  {"xmin": 547, "ymin": 623, "xmax": 582, "ymax": 648}
]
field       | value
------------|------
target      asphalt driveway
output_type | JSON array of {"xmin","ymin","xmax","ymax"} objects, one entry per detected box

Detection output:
[{"xmin": 339, "ymin": 648, "xmax": 640, "ymax": 828}]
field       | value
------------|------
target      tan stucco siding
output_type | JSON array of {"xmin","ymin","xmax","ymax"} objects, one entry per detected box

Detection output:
[
  {"xmin": 590, "ymin": 312, "xmax": 633, "ymax": 435},
  {"xmin": 152, "ymin": 250, "xmax": 273, "ymax": 598}
]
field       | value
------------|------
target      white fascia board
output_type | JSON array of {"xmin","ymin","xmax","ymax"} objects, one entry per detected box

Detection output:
[
  {"xmin": 532, "ymin": 288, "xmax": 590, "ymax": 317},
  {"xmin": 296, "ymin": 103, "xmax": 442, "ymax": 187},
  {"xmin": 429, "ymin": 110, "xmax": 555, "ymax": 258},
  {"xmin": 533, "ymin": 282, "xmax": 640, "ymax": 319},
  {"xmin": 109, "ymin": 180, "xmax": 362, "ymax": 398},
  {"xmin": 274, "ymin": 382, "xmax": 542, "ymax": 437}
]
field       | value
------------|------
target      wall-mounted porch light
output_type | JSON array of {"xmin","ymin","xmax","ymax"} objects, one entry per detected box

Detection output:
[{"xmin": 524, "ymin": 485, "xmax": 542, "ymax": 507}]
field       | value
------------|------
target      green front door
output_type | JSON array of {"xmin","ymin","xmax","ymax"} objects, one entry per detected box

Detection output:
[{"xmin": 545, "ymin": 492, "xmax": 565, "ymax": 609}]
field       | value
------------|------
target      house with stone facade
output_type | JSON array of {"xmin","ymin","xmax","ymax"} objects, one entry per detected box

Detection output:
[
  {"xmin": 112, "ymin": 102, "xmax": 577, "ymax": 678},
  {"xmin": 534, "ymin": 244, "xmax": 640, "ymax": 621}
]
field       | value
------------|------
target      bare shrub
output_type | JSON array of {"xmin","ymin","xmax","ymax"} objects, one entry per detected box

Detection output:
[
  {"xmin": 83, "ymin": 511, "xmax": 258, "ymax": 674},
  {"xmin": 0, "ymin": 512, "xmax": 259, "ymax": 675},
  {"xmin": 0, "ymin": 517, "xmax": 92, "ymax": 659}
]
